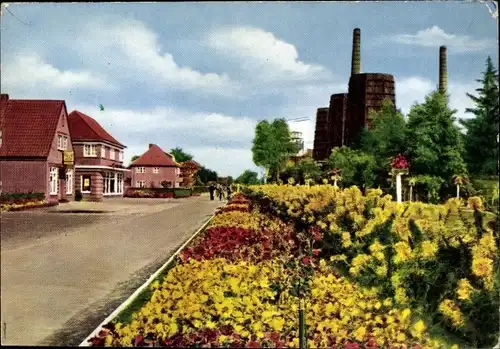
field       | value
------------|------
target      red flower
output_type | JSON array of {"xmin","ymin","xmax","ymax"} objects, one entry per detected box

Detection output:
[
  {"xmin": 344, "ymin": 342, "xmax": 360, "ymax": 349},
  {"xmin": 365, "ymin": 338, "xmax": 377, "ymax": 348},
  {"xmin": 411, "ymin": 345, "xmax": 422, "ymax": 349},
  {"xmin": 302, "ymin": 256, "xmax": 312, "ymax": 265},
  {"xmin": 312, "ymin": 249, "xmax": 320, "ymax": 256},
  {"xmin": 247, "ymin": 340, "xmax": 260, "ymax": 348}
]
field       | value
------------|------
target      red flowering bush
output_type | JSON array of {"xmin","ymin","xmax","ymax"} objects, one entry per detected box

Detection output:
[{"xmin": 391, "ymin": 154, "xmax": 409, "ymax": 169}]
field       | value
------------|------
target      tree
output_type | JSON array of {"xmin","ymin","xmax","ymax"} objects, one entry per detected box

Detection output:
[
  {"xmin": 460, "ymin": 56, "xmax": 499, "ymax": 176},
  {"xmin": 170, "ymin": 147, "xmax": 193, "ymax": 163},
  {"xmin": 328, "ymin": 147, "xmax": 378, "ymax": 189},
  {"xmin": 359, "ymin": 99, "xmax": 408, "ymax": 186},
  {"xmin": 131, "ymin": 155, "xmax": 140, "ymax": 162},
  {"xmin": 251, "ymin": 119, "xmax": 300, "ymax": 182},
  {"xmin": 235, "ymin": 170, "xmax": 260, "ymax": 185},
  {"xmin": 406, "ymin": 91, "xmax": 467, "ymax": 195},
  {"xmin": 197, "ymin": 166, "xmax": 218, "ymax": 184}
]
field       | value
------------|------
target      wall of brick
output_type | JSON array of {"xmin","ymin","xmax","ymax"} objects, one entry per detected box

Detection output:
[
  {"xmin": 73, "ymin": 143, "xmax": 125, "ymax": 168},
  {"xmin": 131, "ymin": 166, "xmax": 180, "ymax": 188},
  {"xmin": 0, "ymin": 160, "xmax": 48, "ymax": 198}
]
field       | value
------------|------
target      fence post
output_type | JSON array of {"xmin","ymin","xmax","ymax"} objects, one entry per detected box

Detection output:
[{"xmin": 299, "ymin": 298, "xmax": 306, "ymax": 349}]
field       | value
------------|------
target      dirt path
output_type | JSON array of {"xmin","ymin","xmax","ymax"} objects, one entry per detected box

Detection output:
[{"xmin": 0, "ymin": 196, "xmax": 224, "ymax": 345}]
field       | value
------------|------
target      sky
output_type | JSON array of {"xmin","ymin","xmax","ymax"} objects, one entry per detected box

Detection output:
[{"xmin": 1, "ymin": 2, "xmax": 498, "ymax": 178}]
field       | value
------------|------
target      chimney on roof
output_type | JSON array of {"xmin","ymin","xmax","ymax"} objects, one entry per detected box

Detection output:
[
  {"xmin": 351, "ymin": 28, "xmax": 361, "ymax": 76},
  {"xmin": 149, "ymin": 143, "xmax": 154, "ymax": 148},
  {"xmin": 0, "ymin": 94, "xmax": 9, "ymax": 101},
  {"xmin": 439, "ymin": 46, "xmax": 447, "ymax": 94}
]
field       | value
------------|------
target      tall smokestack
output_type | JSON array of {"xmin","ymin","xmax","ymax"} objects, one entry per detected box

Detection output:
[
  {"xmin": 351, "ymin": 28, "xmax": 361, "ymax": 76},
  {"xmin": 439, "ymin": 46, "xmax": 447, "ymax": 93}
]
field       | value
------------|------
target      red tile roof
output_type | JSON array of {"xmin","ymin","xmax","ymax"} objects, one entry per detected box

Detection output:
[
  {"xmin": 0, "ymin": 98, "xmax": 66, "ymax": 157},
  {"xmin": 131, "ymin": 144, "xmax": 180, "ymax": 167},
  {"xmin": 67, "ymin": 110, "xmax": 125, "ymax": 148}
]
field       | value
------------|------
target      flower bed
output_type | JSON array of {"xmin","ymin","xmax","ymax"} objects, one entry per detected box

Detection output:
[
  {"xmin": 88, "ymin": 191, "xmax": 460, "ymax": 348},
  {"xmin": 1, "ymin": 200, "xmax": 58, "ymax": 212},
  {"xmin": 242, "ymin": 184, "xmax": 499, "ymax": 348}
]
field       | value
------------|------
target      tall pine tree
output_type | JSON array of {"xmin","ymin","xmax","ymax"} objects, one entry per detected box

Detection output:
[
  {"xmin": 460, "ymin": 56, "xmax": 500, "ymax": 176},
  {"xmin": 406, "ymin": 90, "xmax": 467, "ymax": 192}
]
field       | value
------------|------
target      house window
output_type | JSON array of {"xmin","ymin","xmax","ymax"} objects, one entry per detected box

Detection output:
[
  {"xmin": 49, "ymin": 167, "xmax": 59, "ymax": 195},
  {"xmin": 81, "ymin": 175, "xmax": 92, "ymax": 193},
  {"xmin": 101, "ymin": 146, "xmax": 106, "ymax": 158},
  {"xmin": 57, "ymin": 135, "xmax": 68, "ymax": 150},
  {"xmin": 103, "ymin": 172, "xmax": 124, "ymax": 195},
  {"xmin": 117, "ymin": 173, "xmax": 123, "ymax": 194},
  {"xmin": 153, "ymin": 167, "xmax": 159, "ymax": 174},
  {"xmin": 118, "ymin": 151, "xmax": 123, "ymax": 161},
  {"xmin": 110, "ymin": 148, "xmax": 115, "ymax": 160},
  {"xmin": 66, "ymin": 169, "xmax": 73, "ymax": 194},
  {"xmin": 136, "ymin": 180, "xmax": 146, "ymax": 188},
  {"xmin": 136, "ymin": 167, "xmax": 145, "ymax": 173},
  {"xmin": 84, "ymin": 144, "xmax": 97, "ymax": 157},
  {"xmin": 0, "ymin": 130, "xmax": 2, "ymax": 148}
]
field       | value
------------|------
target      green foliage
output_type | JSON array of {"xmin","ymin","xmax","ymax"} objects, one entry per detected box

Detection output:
[
  {"xmin": 235, "ymin": 170, "xmax": 260, "ymax": 185},
  {"xmin": 406, "ymin": 90, "xmax": 467, "ymax": 197},
  {"xmin": 360, "ymin": 99, "xmax": 408, "ymax": 161},
  {"xmin": 251, "ymin": 119, "xmax": 301, "ymax": 181},
  {"xmin": 460, "ymin": 57, "xmax": 500, "ymax": 176},
  {"xmin": 197, "ymin": 166, "xmax": 218, "ymax": 184},
  {"xmin": 281, "ymin": 158, "xmax": 322, "ymax": 184},
  {"xmin": 169, "ymin": 147, "xmax": 193, "ymax": 163},
  {"xmin": 131, "ymin": 155, "xmax": 140, "ymax": 162},
  {"xmin": 413, "ymin": 175, "xmax": 445, "ymax": 204},
  {"xmin": 327, "ymin": 146, "xmax": 377, "ymax": 188}
]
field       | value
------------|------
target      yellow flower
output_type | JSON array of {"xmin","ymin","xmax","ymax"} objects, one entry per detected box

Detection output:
[
  {"xmin": 420, "ymin": 240, "xmax": 438, "ymax": 258},
  {"xmin": 353, "ymin": 326, "xmax": 367, "ymax": 341},
  {"xmin": 439, "ymin": 299, "xmax": 465, "ymax": 328},
  {"xmin": 271, "ymin": 317, "xmax": 285, "ymax": 331},
  {"xmin": 456, "ymin": 278, "xmax": 474, "ymax": 301},
  {"xmin": 400, "ymin": 308, "xmax": 411, "ymax": 321}
]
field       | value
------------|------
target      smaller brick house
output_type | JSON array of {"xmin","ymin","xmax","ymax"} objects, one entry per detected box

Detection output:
[
  {"xmin": 68, "ymin": 110, "xmax": 128, "ymax": 201},
  {"xmin": 0, "ymin": 94, "xmax": 75, "ymax": 201},
  {"xmin": 130, "ymin": 144, "xmax": 182, "ymax": 188}
]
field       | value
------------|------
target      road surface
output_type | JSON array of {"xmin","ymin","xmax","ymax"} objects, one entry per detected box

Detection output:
[{"xmin": 0, "ymin": 196, "xmax": 224, "ymax": 345}]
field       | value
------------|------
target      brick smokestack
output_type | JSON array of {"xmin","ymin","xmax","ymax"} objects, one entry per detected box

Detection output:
[
  {"xmin": 351, "ymin": 28, "xmax": 361, "ymax": 76},
  {"xmin": 439, "ymin": 46, "xmax": 447, "ymax": 93}
]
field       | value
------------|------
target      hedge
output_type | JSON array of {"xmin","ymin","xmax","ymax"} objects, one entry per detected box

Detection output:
[{"xmin": 0, "ymin": 192, "xmax": 45, "ymax": 204}]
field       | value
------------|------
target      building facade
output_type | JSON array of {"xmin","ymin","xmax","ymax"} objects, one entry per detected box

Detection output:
[
  {"xmin": 130, "ymin": 144, "xmax": 182, "ymax": 188},
  {"xmin": 68, "ymin": 110, "xmax": 128, "ymax": 201},
  {"xmin": 0, "ymin": 94, "xmax": 75, "ymax": 201}
]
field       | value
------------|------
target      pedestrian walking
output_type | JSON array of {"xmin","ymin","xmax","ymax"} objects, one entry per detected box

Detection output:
[
  {"xmin": 217, "ymin": 184, "xmax": 224, "ymax": 201},
  {"xmin": 226, "ymin": 184, "xmax": 232, "ymax": 201},
  {"xmin": 208, "ymin": 182, "xmax": 215, "ymax": 201}
]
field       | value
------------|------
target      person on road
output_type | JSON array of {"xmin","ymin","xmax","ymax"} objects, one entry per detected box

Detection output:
[
  {"xmin": 208, "ymin": 182, "xmax": 215, "ymax": 201},
  {"xmin": 216, "ymin": 184, "xmax": 224, "ymax": 201},
  {"xmin": 226, "ymin": 184, "xmax": 232, "ymax": 201}
]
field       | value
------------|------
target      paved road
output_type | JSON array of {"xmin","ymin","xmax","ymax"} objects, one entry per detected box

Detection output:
[{"xmin": 0, "ymin": 196, "xmax": 224, "ymax": 345}]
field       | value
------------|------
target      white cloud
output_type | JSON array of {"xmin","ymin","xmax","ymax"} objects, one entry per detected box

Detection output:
[
  {"xmin": 1, "ymin": 54, "xmax": 111, "ymax": 90},
  {"xmin": 207, "ymin": 26, "xmax": 330, "ymax": 82},
  {"xmin": 385, "ymin": 26, "xmax": 495, "ymax": 53},
  {"xmin": 188, "ymin": 147, "xmax": 261, "ymax": 178},
  {"xmin": 396, "ymin": 76, "xmax": 480, "ymax": 121},
  {"xmin": 67, "ymin": 103, "xmax": 258, "ymax": 177},
  {"xmin": 79, "ymin": 19, "xmax": 238, "ymax": 95}
]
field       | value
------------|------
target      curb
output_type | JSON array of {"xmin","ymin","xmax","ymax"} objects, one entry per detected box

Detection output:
[{"xmin": 79, "ymin": 213, "xmax": 216, "ymax": 347}]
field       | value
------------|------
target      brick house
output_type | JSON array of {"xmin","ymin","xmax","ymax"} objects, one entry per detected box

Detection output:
[
  {"xmin": 130, "ymin": 144, "xmax": 182, "ymax": 188},
  {"xmin": 67, "ymin": 110, "xmax": 128, "ymax": 201},
  {"xmin": 0, "ymin": 94, "xmax": 75, "ymax": 201}
]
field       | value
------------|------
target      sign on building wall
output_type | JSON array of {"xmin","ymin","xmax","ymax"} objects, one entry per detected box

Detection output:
[{"xmin": 63, "ymin": 151, "xmax": 74, "ymax": 165}]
